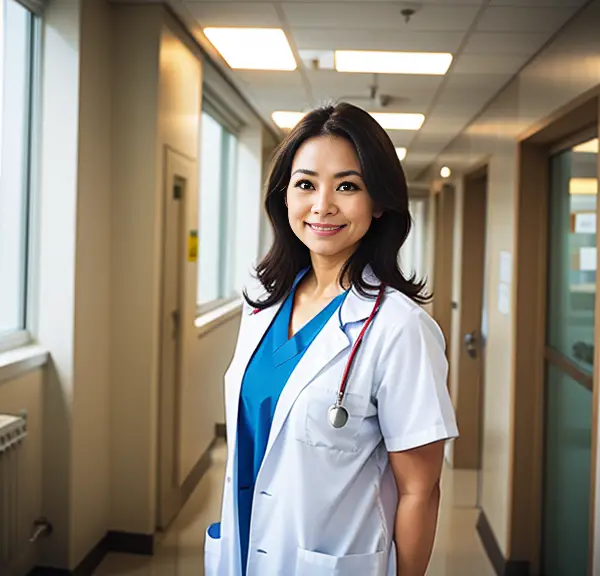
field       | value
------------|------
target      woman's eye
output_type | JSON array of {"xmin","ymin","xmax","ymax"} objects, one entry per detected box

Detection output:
[
  {"xmin": 295, "ymin": 179, "xmax": 314, "ymax": 191},
  {"xmin": 338, "ymin": 181, "xmax": 360, "ymax": 192}
]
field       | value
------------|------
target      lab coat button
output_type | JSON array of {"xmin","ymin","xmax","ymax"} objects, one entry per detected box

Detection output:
[{"xmin": 226, "ymin": 476, "xmax": 231, "ymax": 483}]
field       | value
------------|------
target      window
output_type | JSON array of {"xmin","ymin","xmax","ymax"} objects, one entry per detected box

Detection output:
[
  {"xmin": 0, "ymin": 0, "xmax": 36, "ymax": 351},
  {"xmin": 197, "ymin": 111, "xmax": 238, "ymax": 312}
]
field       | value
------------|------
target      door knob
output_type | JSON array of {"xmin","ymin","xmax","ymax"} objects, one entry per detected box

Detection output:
[{"xmin": 464, "ymin": 331, "xmax": 478, "ymax": 359}]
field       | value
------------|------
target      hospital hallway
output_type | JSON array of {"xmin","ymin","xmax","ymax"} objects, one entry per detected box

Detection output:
[
  {"xmin": 93, "ymin": 441, "xmax": 495, "ymax": 576},
  {"xmin": 3, "ymin": 0, "xmax": 600, "ymax": 575}
]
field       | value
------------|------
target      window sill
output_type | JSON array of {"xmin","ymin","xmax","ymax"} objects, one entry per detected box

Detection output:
[
  {"xmin": 0, "ymin": 345, "xmax": 49, "ymax": 385},
  {"xmin": 196, "ymin": 298, "xmax": 243, "ymax": 337}
]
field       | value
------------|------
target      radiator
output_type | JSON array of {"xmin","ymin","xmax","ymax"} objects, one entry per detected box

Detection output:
[{"xmin": 0, "ymin": 415, "xmax": 28, "ymax": 568}]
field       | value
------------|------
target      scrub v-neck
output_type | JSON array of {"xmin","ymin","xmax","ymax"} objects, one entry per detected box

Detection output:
[{"xmin": 236, "ymin": 281, "xmax": 348, "ymax": 574}]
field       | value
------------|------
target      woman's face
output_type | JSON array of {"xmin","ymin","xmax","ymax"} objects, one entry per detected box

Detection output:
[{"xmin": 286, "ymin": 136, "xmax": 380, "ymax": 261}]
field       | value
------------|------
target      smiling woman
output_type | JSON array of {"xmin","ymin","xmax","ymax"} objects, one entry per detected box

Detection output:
[
  {"xmin": 205, "ymin": 102, "xmax": 458, "ymax": 576},
  {"xmin": 247, "ymin": 102, "xmax": 428, "ymax": 311}
]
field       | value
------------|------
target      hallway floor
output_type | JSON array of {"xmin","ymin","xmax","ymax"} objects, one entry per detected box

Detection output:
[{"xmin": 95, "ymin": 441, "xmax": 495, "ymax": 576}]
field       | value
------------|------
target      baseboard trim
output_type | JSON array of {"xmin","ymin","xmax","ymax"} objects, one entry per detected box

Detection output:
[
  {"xmin": 182, "ymin": 437, "xmax": 216, "ymax": 504},
  {"xmin": 105, "ymin": 530, "xmax": 154, "ymax": 555},
  {"xmin": 29, "ymin": 531, "xmax": 153, "ymax": 576},
  {"xmin": 29, "ymin": 435, "xmax": 224, "ymax": 576},
  {"xmin": 215, "ymin": 422, "xmax": 226, "ymax": 438},
  {"xmin": 476, "ymin": 511, "xmax": 530, "ymax": 576}
]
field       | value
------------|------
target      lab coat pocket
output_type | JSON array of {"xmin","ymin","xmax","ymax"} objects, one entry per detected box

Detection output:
[
  {"xmin": 298, "ymin": 391, "xmax": 366, "ymax": 453},
  {"xmin": 296, "ymin": 547, "xmax": 386, "ymax": 576},
  {"xmin": 204, "ymin": 522, "xmax": 221, "ymax": 576}
]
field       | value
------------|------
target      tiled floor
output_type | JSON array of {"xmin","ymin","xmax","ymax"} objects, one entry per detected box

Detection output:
[{"xmin": 94, "ymin": 441, "xmax": 495, "ymax": 576}]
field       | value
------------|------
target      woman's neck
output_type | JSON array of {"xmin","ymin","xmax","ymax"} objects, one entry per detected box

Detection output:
[{"xmin": 305, "ymin": 250, "xmax": 353, "ymax": 299}]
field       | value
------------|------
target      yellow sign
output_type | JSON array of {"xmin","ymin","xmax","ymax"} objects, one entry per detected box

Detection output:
[{"xmin": 188, "ymin": 230, "xmax": 198, "ymax": 262}]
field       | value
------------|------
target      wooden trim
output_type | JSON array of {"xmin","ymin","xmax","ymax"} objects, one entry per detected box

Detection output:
[
  {"xmin": 590, "ymin": 101, "xmax": 600, "ymax": 576},
  {"xmin": 452, "ymin": 171, "xmax": 487, "ymax": 470},
  {"xmin": 508, "ymin": 96, "xmax": 598, "ymax": 574},
  {"xmin": 518, "ymin": 87, "xmax": 600, "ymax": 143},
  {"xmin": 432, "ymin": 184, "xmax": 455, "ymax": 357},
  {"xmin": 508, "ymin": 140, "xmax": 549, "ymax": 572},
  {"xmin": 544, "ymin": 347, "xmax": 593, "ymax": 392},
  {"xmin": 476, "ymin": 511, "xmax": 530, "ymax": 576}
]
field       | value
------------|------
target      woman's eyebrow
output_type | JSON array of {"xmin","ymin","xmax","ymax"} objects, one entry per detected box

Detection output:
[
  {"xmin": 290, "ymin": 169, "xmax": 363, "ymax": 179},
  {"xmin": 291, "ymin": 168, "xmax": 318, "ymax": 177},
  {"xmin": 334, "ymin": 170, "xmax": 362, "ymax": 179}
]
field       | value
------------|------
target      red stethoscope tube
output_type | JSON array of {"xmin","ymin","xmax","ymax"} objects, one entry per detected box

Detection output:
[{"xmin": 253, "ymin": 285, "xmax": 385, "ymax": 428}]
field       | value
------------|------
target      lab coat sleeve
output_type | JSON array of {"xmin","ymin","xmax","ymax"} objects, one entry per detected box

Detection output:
[{"xmin": 375, "ymin": 308, "xmax": 459, "ymax": 453}]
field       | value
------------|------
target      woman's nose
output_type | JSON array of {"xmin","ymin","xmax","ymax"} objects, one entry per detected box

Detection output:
[{"xmin": 312, "ymin": 188, "xmax": 335, "ymax": 215}]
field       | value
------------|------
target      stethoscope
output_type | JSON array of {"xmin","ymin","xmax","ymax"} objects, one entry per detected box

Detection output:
[{"xmin": 252, "ymin": 285, "xmax": 385, "ymax": 429}]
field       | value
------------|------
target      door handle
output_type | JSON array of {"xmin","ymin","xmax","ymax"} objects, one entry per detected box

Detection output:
[{"xmin": 464, "ymin": 331, "xmax": 478, "ymax": 359}]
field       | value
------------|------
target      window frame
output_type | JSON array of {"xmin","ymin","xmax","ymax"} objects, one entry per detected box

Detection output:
[
  {"xmin": 196, "ymin": 105, "xmax": 240, "ymax": 318},
  {"xmin": 0, "ymin": 1, "xmax": 41, "ymax": 354}
]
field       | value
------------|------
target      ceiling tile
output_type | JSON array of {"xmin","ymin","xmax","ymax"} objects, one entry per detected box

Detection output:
[
  {"xmin": 463, "ymin": 31, "xmax": 552, "ymax": 54},
  {"xmin": 489, "ymin": 0, "xmax": 585, "ymax": 6},
  {"xmin": 291, "ymin": 29, "xmax": 466, "ymax": 53},
  {"xmin": 186, "ymin": 2, "xmax": 280, "ymax": 27},
  {"xmin": 451, "ymin": 53, "xmax": 530, "ymax": 74},
  {"xmin": 282, "ymin": 3, "xmax": 480, "ymax": 32},
  {"xmin": 476, "ymin": 6, "xmax": 578, "ymax": 33}
]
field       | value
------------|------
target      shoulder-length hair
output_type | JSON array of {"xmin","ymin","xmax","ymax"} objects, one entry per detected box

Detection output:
[{"xmin": 245, "ymin": 102, "xmax": 430, "ymax": 310}]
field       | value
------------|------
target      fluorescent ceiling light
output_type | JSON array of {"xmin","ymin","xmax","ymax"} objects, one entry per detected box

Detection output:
[
  {"xmin": 272, "ymin": 111, "xmax": 305, "ymax": 129},
  {"xmin": 570, "ymin": 178, "xmax": 598, "ymax": 195},
  {"xmin": 395, "ymin": 147, "xmax": 407, "ymax": 161},
  {"xmin": 370, "ymin": 113, "xmax": 424, "ymax": 131},
  {"xmin": 573, "ymin": 138, "xmax": 598, "ymax": 153},
  {"xmin": 335, "ymin": 51, "xmax": 453, "ymax": 75},
  {"xmin": 203, "ymin": 28, "xmax": 296, "ymax": 71}
]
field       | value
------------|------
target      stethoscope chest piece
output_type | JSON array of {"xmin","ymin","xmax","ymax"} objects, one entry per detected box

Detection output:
[{"xmin": 328, "ymin": 404, "xmax": 349, "ymax": 429}]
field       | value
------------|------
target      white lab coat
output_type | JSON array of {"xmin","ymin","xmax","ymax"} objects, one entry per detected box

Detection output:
[{"xmin": 205, "ymin": 268, "xmax": 458, "ymax": 576}]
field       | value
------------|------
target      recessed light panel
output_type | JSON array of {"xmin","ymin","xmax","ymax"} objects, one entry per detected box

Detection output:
[
  {"xmin": 335, "ymin": 51, "xmax": 453, "ymax": 75},
  {"xmin": 370, "ymin": 113, "xmax": 425, "ymax": 131},
  {"xmin": 573, "ymin": 139, "xmax": 599, "ymax": 154},
  {"xmin": 272, "ymin": 111, "xmax": 305, "ymax": 129},
  {"xmin": 203, "ymin": 28, "xmax": 296, "ymax": 71},
  {"xmin": 396, "ymin": 147, "xmax": 407, "ymax": 160}
]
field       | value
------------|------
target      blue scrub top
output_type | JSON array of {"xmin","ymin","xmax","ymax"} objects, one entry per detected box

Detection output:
[{"xmin": 236, "ymin": 274, "xmax": 347, "ymax": 574}]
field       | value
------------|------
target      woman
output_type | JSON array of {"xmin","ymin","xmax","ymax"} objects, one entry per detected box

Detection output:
[{"xmin": 205, "ymin": 102, "xmax": 458, "ymax": 576}]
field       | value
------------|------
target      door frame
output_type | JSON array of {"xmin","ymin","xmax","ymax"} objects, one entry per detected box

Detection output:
[
  {"xmin": 156, "ymin": 147, "xmax": 195, "ymax": 529},
  {"xmin": 432, "ymin": 183, "xmax": 455, "ymax": 362},
  {"xmin": 509, "ymin": 96, "xmax": 600, "ymax": 575},
  {"xmin": 451, "ymin": 166, "xmax": 488, "ymax": 471}
]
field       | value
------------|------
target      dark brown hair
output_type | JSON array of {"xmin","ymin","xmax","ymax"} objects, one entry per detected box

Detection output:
[{"xmin": 245, "ymin": 102, "xmax": 430, "ymax": 310}]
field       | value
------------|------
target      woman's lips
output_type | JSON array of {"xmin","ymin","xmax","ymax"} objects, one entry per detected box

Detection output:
[{"xmin": 305, "ymin": 223, "xmax": 346, "ymax": 237}]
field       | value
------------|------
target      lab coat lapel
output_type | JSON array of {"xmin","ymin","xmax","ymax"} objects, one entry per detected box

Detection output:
[
  {"xmin": 263, "ymin": 281, "xmax": 381, "ymax": 460},
  {"xmin": 265, "ymin": 313, "xmax": 351, "ymax": 457},
  {"xmin": 227, "ymin": 303, "xmax": 281, "ymax": 437}
]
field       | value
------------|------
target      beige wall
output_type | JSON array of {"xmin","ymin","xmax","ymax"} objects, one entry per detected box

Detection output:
[
  {"xmin": 110, "ymin": 3, "xmax": 163, "ymax": 537},
  {"xmin": 0, "ymin": 369, "xmax": 44, "ymax": 575},
  {"xmin": 71, "ymin": 0, "xmax": 113, "ymax": 566},
  {"xmin": 425, "ymin": 0, "xmax": 600, "ymax": 559}
]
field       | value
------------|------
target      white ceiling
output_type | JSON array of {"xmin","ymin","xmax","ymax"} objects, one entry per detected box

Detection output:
[{"xmin": 182, "ymin": 0, "xmax": 587, "ymax": 180}]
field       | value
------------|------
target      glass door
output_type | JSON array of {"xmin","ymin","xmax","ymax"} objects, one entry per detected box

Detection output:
[{"xmin": 543, "ymin": 136, "xmax": 598, "ymax": 575}]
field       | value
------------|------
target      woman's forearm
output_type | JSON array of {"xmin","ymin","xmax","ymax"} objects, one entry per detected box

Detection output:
[{"xmin": 394, "ymin": 485, "xmax": 441, "ymax": 576}]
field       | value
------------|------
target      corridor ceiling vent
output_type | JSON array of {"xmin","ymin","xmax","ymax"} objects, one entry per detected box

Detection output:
[
  {"xmin": 396, "ymin": 147, "xmax": 407, "ymax": 161},
  {"xmin": 335, "ymin": 51, "xmax": 453, "ymax": 76},
  {"xmin": 203, "ymin": 28, "xmax": 297, "ymax": 71},
  {"xmin": 440, "ymin": 166, "xmax": 452, "ymax": 178}
]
